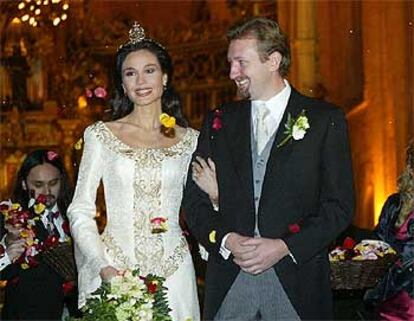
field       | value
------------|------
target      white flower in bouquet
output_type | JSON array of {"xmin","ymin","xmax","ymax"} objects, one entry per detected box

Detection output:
[{"xmin": 68, "ymin": 268, "xmax": 171, "ymax": 321}]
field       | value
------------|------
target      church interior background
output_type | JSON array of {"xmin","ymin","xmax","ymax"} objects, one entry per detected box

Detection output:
[{"xmin": 0, "ymin": 0, "xmax": 413, "ymax": 313}]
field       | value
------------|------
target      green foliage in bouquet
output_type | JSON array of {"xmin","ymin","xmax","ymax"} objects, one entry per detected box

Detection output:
[{"xmin": 68, "ymin": 269, "xmax": 171, "ymax": 321}]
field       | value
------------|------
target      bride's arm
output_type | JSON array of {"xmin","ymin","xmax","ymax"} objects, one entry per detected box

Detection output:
[{"xmin": 67, "ymin": 126, "xmax": 112, "ymax": 283}]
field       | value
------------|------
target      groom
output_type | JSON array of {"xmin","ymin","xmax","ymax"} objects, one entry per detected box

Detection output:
[{"xmin": 183, "ymin": 17, "xmax": 355, "ymax": 320}]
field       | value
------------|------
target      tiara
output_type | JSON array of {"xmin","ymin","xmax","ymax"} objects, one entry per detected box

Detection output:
[{"xmin": 119, "ymin": 22, "xmax": 166, "ymax": 50}]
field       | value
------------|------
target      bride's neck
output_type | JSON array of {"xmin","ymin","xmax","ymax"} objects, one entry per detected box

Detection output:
[{"xmin": 126, "ymin": 105, "xmax": 162, "ymax": 130}]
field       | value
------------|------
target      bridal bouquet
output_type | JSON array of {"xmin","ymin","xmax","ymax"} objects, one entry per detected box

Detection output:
[{"xmin": 75, "ymin": 269, "xmax": 172, "ymax": 321}]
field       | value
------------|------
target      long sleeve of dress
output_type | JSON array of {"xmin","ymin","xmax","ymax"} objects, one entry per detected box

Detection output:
[{"xmin": 67, "ymin": 125, "xmax": 110, "ymax": 307}]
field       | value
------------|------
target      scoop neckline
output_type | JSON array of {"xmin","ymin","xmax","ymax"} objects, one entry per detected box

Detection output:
[{"xmin": 98, "ymin": 121, "xmax": 190, "ymax": 151}]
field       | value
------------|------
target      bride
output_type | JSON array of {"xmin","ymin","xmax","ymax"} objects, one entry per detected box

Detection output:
[{"xmin": 67, "ymin": 23, "xmax": 200, "ymax": 321}]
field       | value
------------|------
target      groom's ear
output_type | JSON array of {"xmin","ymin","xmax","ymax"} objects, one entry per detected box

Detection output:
[{"xmin": 267, "ymin": 51, "xmax": 282, "ymax": 72}]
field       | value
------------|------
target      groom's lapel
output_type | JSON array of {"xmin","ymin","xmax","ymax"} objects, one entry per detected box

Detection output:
[
  {"xmin": 264, "ymin": 89, "xmax": 304, "ymax": 185},
  {"xmin": 224, "ymin": 100, "xmax": 254, "ymax": 202}
]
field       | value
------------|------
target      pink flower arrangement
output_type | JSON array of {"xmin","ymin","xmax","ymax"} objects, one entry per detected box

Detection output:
[
  {"xmin": 47, "ymin": 151, "xmax": 59, "ymax": 161},
  {"xmin": 93, "ymin": 87, "xmax": 107, "ymax": 98},
  {"xmin": 85, "ymin": 86, "xmax": 107, "ymax": 99},
  {"xmin": 150, "ymin": 217, "xmax": 168, "ymax": 234}
]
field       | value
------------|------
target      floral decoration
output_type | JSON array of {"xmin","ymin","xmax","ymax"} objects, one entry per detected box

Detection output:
[
  {"xmin": 277, "ymin": 109, "xmax": 310, "ymax": 148},
  {"xmin": 70, "ymin": 268, "xmax": 172, "ymax": 321},
  {"xmin": 47, "ymin": 151, "xmax": 59, "ymax": 161},
  {"xmin": 86, "ymin": 86, "xmax": 108, "ymax": 99},
  {"xmin": 288, "ymin": 223, "xmax": 300, "ymax": 234},
  {"xmin": 211, "ymin": 109, "xmax": 223, "ymax": 132},
  {"xmin": 0, "ymin": 199, "xmax": 42, "ymax": 269},
  {"xmin": 74, "ymin": 138, "xmax": 84, "ymax": 150},
  {"xmin": 159, "ymin": 113, "xmax": 176, "ymax": 129},
  {"xmin": 62, "ymin": 280, "xmax": 76, "ymax": 296},
  {"xmin": 329, "ymin": 238, "xmax": 397, "ymax": 262},
  {"xmin": 0, "ymin": 195, "xmax": 71, "ymax": 270},
  {"xmin": 209, "ymin": 230, "xmax": 216, "ymax": 244},
  {"xmin": 150, "ymin": 217, "xmax": 168, "ymax": 234}
]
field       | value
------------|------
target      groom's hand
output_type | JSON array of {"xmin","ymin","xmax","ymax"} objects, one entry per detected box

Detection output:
[
  {"xmin": 225, "ymin": 233, "xmax": 256, "ymax": 258},
  {"xmin": 233, "ymin": 237, "xmax": 290, "ymax": 275}
]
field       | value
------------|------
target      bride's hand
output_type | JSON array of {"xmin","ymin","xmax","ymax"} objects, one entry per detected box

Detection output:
[
  {"xmin": 192, "ymin": 156, "xmax": 219, "ymax": 206},
  {"xmin": 100, "ymin": 266, "xmax": 120, "ymax": 282}
]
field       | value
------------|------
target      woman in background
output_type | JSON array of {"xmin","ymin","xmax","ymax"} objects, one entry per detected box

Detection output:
[{"xmin": 364, "ymin": 139, "xmax": 414, "ymax": 321}]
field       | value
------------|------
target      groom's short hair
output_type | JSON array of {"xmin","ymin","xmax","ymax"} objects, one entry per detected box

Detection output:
[{"xmin": 227, "ymin": 17, "xmax": 291, "ymax": 77}]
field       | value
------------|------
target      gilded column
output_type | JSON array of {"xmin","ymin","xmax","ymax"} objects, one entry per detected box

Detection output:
[{"xmin": 278, "ymin": 1, "xmax": 318, "ymax": 96}]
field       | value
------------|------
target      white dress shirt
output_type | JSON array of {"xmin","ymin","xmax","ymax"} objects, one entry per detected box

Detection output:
[{"xmin": 251, "ymin": 79, "xmax": 292, "ymax": 145}]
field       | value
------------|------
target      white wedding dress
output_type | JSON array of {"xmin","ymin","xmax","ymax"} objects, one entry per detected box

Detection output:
[{"xmin": 67, "ymin": 121, "xmax": 200, "ymax": 321}]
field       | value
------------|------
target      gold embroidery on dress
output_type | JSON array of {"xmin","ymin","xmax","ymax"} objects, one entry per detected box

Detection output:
[
  {"xmin": 101, "ymin": 231, "xmax": 132, "ymax": 269},
  {"xmin": 90, "ymin": 121, "xmax": 197, "ymax": 278}
]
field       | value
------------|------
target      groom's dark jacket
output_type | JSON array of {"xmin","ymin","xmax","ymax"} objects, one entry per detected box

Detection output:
[{"xmin": 183, "ymin": 88, "xmax": 355, "ymax": 320}]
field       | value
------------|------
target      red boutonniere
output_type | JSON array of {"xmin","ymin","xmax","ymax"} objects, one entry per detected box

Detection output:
[
  {"xmin": 288, "ymin": 223, "xmax": 301, "ymax": 234},
  {"xmin": 212, "ymin": 109, "xmax": 223, "ymax": 132}
]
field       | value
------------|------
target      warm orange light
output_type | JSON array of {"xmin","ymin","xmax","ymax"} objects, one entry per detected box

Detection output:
[
  {"xmin": 374, "ymin": 192, "xmax": 387, "ymax": 225},
  {"xmin": 52, "ymin": 17, "xmax": 60, "ymax": 26},
  {"xmin": 77, "ymin": 95, "xmax": 88, "ymax": 109}
]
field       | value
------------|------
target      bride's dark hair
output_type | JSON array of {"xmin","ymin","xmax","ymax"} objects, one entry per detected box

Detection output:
[{"xmin": 110, "ymin": 40, "xmax": 188, "ymax": 128}]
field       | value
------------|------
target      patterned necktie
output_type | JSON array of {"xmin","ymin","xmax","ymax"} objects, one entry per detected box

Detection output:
[
  {"xmin": 46, "ymin": 211, "xmax": 55, "ymax": 235},
  {"xmin": 256, "ymin": 104, "xmax": 271, "ymax": 154}
]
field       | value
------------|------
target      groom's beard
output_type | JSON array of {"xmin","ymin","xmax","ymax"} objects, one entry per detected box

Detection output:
[{"xmin": 237, "ymin": 86, "xmax": 250, "ymax": 100}]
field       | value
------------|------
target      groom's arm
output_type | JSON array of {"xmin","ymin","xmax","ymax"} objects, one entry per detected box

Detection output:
[
  {"xmin": 183, "ymin": 110, "xmax": 231, "ymax": 256},
  {"xmin": 281, "ymin": 106, "xmax": 355, "ymax": 266}
]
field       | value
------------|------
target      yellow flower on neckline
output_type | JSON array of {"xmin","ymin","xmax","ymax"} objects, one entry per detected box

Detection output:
[{"xmin": 159, "ymin": 113, "xmax": 176, "ymax": 129}]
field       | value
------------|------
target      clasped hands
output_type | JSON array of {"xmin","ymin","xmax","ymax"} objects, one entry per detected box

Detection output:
[
  {"xmin": 225, "ymin": 232, "xmax": 290, "ymax": 275},
  {"xmin": 191, "ymin": 157, "xmax": 290, "ymax": 275}
]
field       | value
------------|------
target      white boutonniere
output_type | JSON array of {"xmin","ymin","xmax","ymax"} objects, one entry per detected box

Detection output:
[{"xmin": 277, "ymin": 109, "xmax": 310, "ymax": 148}]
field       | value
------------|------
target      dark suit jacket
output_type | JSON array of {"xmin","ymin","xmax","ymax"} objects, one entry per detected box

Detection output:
[
  {"xmin": 183, "ymin": 89, "xmax": 355, "ymax": 320},
  {"xmin": 1, "ymin": 214, "xmax": 80, "ymax": 320}
]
